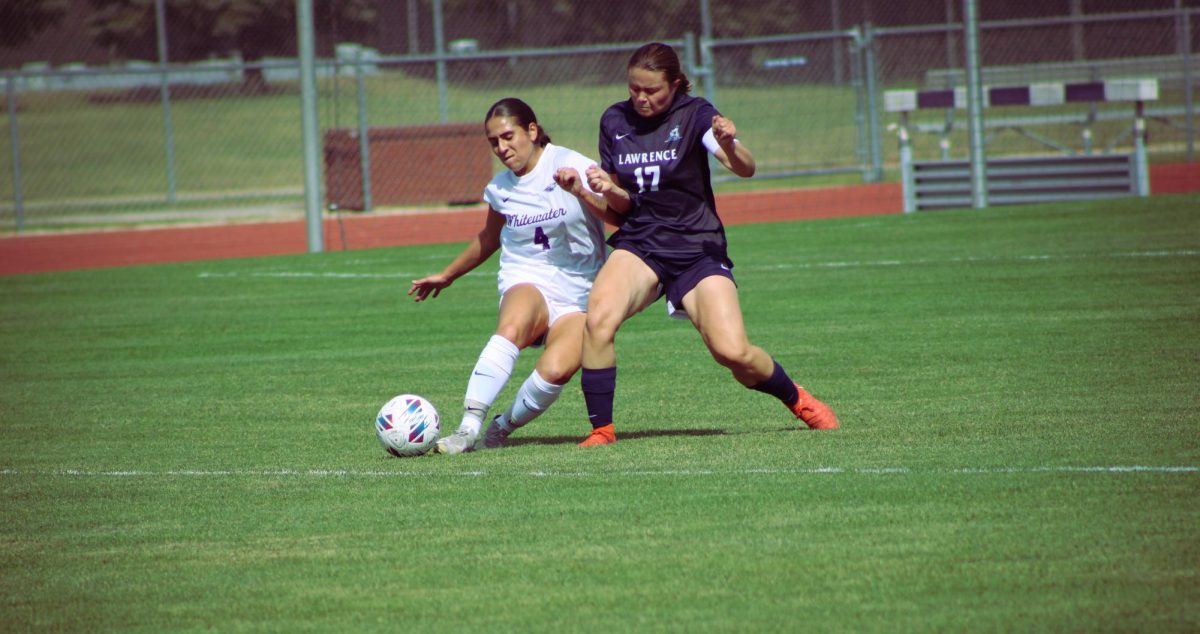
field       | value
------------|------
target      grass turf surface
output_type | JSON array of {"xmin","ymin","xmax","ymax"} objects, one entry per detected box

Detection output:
[{"xmin": 1, "ymin": 195, "xmax": 1198, "ymax": 631}]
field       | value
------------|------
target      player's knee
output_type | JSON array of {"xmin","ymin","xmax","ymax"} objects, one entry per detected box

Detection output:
[
  {"xmin": 493, "ymin": 324, "xmax": 521, "ymax": 344},
  {"xmin": 707, "ymin": 339, "xmax": 754, "ymax": 371},
  {"xmin": 494, "ymin": 324, "xmax": 535, "ymax": 350},
  {"xmin": 536, "ymin": 361, "xmax": 577, "ymax": 386},
  {"xmin": 583, "ymin": 309, "xmax": 621, "ymax": 344}
]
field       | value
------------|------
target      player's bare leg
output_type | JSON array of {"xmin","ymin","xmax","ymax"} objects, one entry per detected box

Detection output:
[
  {"xmin": 437, "ymin": 284, "xmax": 549, "ymax": 455},
  {"xmin": 485, "ymin": 311, "xmax": 585, "ymax": 449},
  {"xmin": 681, "ymin": 275, "xmax": 773, "ymax": 386},
  {"xmin": 578, "ymin": 250, "xmax": 660, "ymax": 446},
  {"xmin": 683, "ymin": 276, "xmax": 838, "ymax": 430}
]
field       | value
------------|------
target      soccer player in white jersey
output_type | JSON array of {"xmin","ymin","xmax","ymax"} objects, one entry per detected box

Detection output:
[
  {"xmin": 575, "ymin": 43, "xmax": 839, "ymax": 447},
  {"xmin": 409, "ymin": 97, "xmax": 622, "ymax": 454}
]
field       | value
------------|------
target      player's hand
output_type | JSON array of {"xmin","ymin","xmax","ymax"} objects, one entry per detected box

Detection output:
[
  {"xmin": 585, "ymin": 165, "xmax": 613, "ymax": 194},
  {"xmin": 712, "ymin": 115, "xmax": 737, "ymax": 147},
  {"xmin": 554, "ymin": 167, "xmax": 586, "ymax": 196},
  {"xmin": 408, "ymin": 274, "xmax": 451, "ymax": 302}
]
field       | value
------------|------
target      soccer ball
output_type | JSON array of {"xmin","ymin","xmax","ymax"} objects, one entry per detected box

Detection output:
[{"xmin": 375, "ymin": 394, "xmax": 441, "ymax": 457}]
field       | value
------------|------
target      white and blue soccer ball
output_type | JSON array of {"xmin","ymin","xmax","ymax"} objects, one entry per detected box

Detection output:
[{"xmin": 375, "ymin": 394, "xmax": 441, "ymax": 457}]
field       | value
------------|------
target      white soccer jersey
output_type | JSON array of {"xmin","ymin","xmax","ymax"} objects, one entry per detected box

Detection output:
[{"xmin": 483, "ymin": 143, "xmax": 608, "ymax": 308}]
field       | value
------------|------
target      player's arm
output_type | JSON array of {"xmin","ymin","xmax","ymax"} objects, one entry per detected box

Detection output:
[
  {"xmin": 709, "ymin": 115, "xmax": 756, "ymax": 178},
  {"xmin": 594, "ymin": 116, "xmax": 633, "ymax": 218},
  {"xmin": 408, "ymin": 208, "xmax": 504, "ymax": 301},
  {"xmin": 585, "ymin": 166, "xmax": 633, "ymax": 218},
  {"xmin": 554, "ymin": 166, "xmax": 626, "ymax": 226}
]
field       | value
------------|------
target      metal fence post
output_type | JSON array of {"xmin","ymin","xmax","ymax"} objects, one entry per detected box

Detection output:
[
  {"xmin": 433, "ymin": 0, "xmax": 448, "ymax": 123},
  {"xmin": 154, "ymin": 0, "xmax": 177, "ymax": 204},
  {"xmin": 1135, "ymin": 100, "xmax": 1150, "ymax": 196},
  {"xmin": 849, "ymin": 28, "xmax": 869, "ymax": 178},
  {"xmin": 899, "ymin": 112, "xmax": 916, "ymax": 212},
  {"xmin": 6, "ymin": 75, "xmax": 24, "ymax": 233},
  {"xmin": 832, "ymin": 0, "xmax": 844, "ymax": 85},
  {"xmin": 296, "ymin": 0, "xmax": 324, "ymax": 253},
  {"xmin": 1179, "ymin": 0, "xmax": 1195, "ymax": 161},
  {"xmin": 963, "ymin": 0, "xmax": 988, "ymax": 209},
  {"xmin": 862, "ymin": 22, "xmax": 884, "ymax": 182},
  {"xmin": 355, "ymin": 48, "xmax": 373, "ymax": 212},
  {"xmin": 699, "ymin": 0, "xmax": 717, "ymax": 107}
]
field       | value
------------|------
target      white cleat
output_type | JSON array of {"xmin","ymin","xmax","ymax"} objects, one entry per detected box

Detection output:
[
  {"xmin": 483, "ymin": 416, "xmax": 512, "ymax": 449},
  {"xmin": 434, "ymin": 430, "xmax": 477, "ymax": 455}
]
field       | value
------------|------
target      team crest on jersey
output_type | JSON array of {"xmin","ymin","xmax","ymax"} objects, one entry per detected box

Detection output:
[
  {"xmin": 665, "ymin": 125, "xmax": 681, "ymax": 144},
  {"xmin": 544, "ymin": 183, "xmax": 556, "ymax": 192}
]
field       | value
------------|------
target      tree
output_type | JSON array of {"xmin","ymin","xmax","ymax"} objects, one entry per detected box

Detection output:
[
  {"xmin": 1, "ymin": 0, "xmax": 69, "ymax": 49},
  {"xmin": 85, "ymin": 0, "xmax": 377, "ymax": 63}
]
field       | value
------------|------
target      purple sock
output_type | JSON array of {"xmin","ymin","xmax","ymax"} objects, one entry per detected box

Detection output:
[
  {"xmin": 750, "ymin": 360, "xmax": 800, "ymax": 407},
  {"xmin": 581, "ymin": 366, "xmax": 617, "ymax": 429}
]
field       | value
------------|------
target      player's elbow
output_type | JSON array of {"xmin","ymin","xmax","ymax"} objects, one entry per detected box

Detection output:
[{"xmin": 731, "ymin": 161, "xmax": 755, "ymax": 178}]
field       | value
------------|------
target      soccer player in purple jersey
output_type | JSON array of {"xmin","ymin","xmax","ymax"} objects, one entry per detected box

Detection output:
[
  {"xmin": 575, "ymin": 43, "xmax": 839, "ymax": 447},
  {"xmin": 409, "ymin": 98, "xmax": 622, "ymax": 454}
]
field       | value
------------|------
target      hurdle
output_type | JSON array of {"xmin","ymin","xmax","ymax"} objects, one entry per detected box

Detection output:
[{"xmin": 885, "ymin": 79, "xmax": 1158, "ymax": 212}]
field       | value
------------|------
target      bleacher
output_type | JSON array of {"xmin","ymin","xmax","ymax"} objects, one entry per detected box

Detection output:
[
  {"xmin": 924, "ymin": 55, "xmax": 1197, "ymax": 89},
  {"xmin": 885, "ymin": 79, "xmax": 1158, "ymax": 212}
]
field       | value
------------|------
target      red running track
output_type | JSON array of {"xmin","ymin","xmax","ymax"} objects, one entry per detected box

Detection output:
[
  {"xmin": 0, "ymin": 183, "xmax": 901, "ymax": 276},
  {"xmin": 2, "ymin": 162, "xmax": 1196, "ymax": 277}
]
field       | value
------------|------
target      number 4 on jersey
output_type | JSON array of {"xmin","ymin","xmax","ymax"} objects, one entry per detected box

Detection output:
[{"xmin": 533, "ymin": 226, "xmax": 550, "ymax": 250}]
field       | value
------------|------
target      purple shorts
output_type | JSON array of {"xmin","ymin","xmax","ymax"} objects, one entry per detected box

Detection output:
[{"xmin": 616, "ymin": 245, "xmax": 736, "ymax": 318}]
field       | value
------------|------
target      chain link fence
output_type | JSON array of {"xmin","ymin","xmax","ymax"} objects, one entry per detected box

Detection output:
[{"xmin": 1, "ymin": 0, "xmax": 1196, "ymax": 231}]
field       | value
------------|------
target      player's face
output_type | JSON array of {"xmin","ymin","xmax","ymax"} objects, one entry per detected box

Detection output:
[
  {"xmin": 485, "ymin": 116, "xmax": 541, "ymax": 176},
  {"xmin": 627, "ymin": 67, "xmax": 680, "ymax": 118}
]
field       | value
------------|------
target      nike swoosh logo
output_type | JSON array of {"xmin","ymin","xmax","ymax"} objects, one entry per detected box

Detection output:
[
  {"xmin": 501, "ymin": 196, "xmax": 511, "ymax": 203},
  {"xmin": 474, "ymin": 371, "xmax": 494, "ymax": 378},
  {"xmin": 615, "ymin": 133, "xmax": 631, "ymax": 141}
]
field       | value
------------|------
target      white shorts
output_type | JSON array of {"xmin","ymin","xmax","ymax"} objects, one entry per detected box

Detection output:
[{"xmin": 497, "ymin": 266, "xmax": 590, "ymax": 330}]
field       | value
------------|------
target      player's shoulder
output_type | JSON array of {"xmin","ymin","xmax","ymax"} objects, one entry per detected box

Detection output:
[
  {"xmin": 673, "ymin": 94, "xmax": 718, "ymax": 119},
  {"xmin": 546, "ymin": 143, "xmax": 596, "ymax": 169},
  {"xmin": 487, "ymin": 168, "xmax": 515, "ymax": 190},
  {"xmin": 600, "ymin": 100, "xmax": 636, "ymax": 129},
  {"xmin": 483, "ymin": 170, "xmax": 516, "ymax": 206},
  {"xmin": 601, "ymin": 100, "xmax": 632, "ymax": 118}
]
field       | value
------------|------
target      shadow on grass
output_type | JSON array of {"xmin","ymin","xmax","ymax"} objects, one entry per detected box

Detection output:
[{"xmin": 505, "ymin": 428, "xmax": 727, "ymax": 447}]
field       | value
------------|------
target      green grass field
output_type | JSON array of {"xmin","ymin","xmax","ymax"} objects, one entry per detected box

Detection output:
[{"xmin": 2, "ymin": 195, "xmax": 1198, "ymax": 631}]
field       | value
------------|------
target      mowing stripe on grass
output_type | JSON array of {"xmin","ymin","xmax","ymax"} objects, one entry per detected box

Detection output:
[
  {"xmin": 2, "ymin": 465, "xmax": 1195, "ymax": 478},
  {"xmin": 194, "ymin": 249, "xmax": 1200, "ymax": 280},
  {"xmin": 196, "ymin": 270, "xmax": 494, "ymax": 279}
]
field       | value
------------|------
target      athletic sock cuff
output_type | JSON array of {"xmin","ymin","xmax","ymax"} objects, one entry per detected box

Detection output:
[
  {"xmin": 486, "ymin": 334, "xmax": 521, "ymax": 362},
  {"xmin": 580, "ymin": 366, "xmax": 617, "ymax": 394},
  {"xmin": 750, "ymin": 360, "xmax": 800, "ymax": 406},
  {"xmin": 530, "ymin": 369, "xmax": 563, "ymax": 393}
]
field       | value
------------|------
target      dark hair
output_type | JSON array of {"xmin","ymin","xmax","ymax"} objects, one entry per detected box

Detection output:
[
  {"xmin": 484, "ymin": 97, "xmax": 551, "ymax": 147},
  {"xmin": 627, "ymin": 42, "xmax": 692, "ymax": 95}
]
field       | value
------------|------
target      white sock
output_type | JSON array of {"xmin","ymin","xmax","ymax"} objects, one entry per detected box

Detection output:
[
  {"xmin": 504, "ymin": 369, "xmax": 563, "ymax": 429},
  {"xmin": 459, "ymin": 335, "xmax": 520, "ymax": 436}
]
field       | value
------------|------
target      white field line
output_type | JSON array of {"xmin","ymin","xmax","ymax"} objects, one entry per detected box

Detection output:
[
  {"xmin": 196, "ymin": 249, "xmax": 1200, "ymax": 280},
  {"xmin": 197, "ymin": 270, "xmax": 491, "ymax": 280},
  {"xmin": 0, "ymin": 465, "xmax": 1195, "ymax": 479},
  {"xmin": 747, "ymin": 249, "xmax": 1200, "ymax": 272}
]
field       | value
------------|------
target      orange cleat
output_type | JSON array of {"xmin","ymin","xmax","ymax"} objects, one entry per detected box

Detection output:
[
  {"xmin": 578, "ymin": 423, "xmax": 617, "ymax": 447},
  {"xmin": 790, "ymin": 385, "xmax": 839, "ymax": 430}
]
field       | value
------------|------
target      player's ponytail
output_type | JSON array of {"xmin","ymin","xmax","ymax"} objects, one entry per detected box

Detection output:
[
  {"xmin": 484, "ymin": 97, "xmax": 551, "ymax": 147},
  {"xmin": 628, "ymin": 42, "xmax": 692, "ymax": 95}
]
